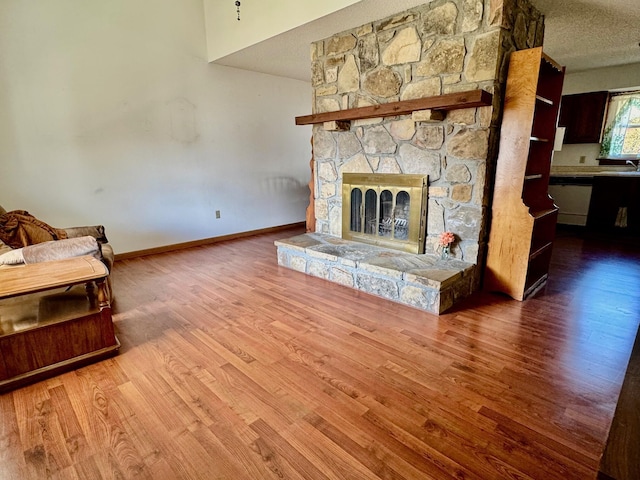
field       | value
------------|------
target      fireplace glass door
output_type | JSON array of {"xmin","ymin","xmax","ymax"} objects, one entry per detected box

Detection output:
[
  {"xmin": 351, "ymin": 188, "xmax": 411, "ymax": 240},
  {"xmin": 343, "ymin": 174, "xmax": 428, "ymax": 254}
]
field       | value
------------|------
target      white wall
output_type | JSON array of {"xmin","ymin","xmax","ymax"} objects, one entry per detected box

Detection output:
[
  {"xmin": 552, "ymin": 63, "xmax": 640, "ymax": 166},
  {"xmin": 0, "ymin": 0, "xmax": 312, "ymax": 254},
  {"xmin": 204, "ymin": 0, "xmax": 360, "ymax": 61},
  {"xmin": 552, "ymin": 144, "xmax": 602, "ymax": 166},
  {"xmin": 562, "ymin": 63, "xmax": 640, "ymax": 95}
]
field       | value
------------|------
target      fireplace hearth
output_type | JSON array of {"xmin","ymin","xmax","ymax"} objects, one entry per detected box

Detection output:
[{"xmin": 275, "ymin": 232, "xmax": 475, "ymax": 315}]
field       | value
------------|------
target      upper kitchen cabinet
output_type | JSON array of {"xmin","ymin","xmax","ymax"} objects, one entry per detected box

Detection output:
[{"xmin": 559, "ymin": 91, "xmax": 609, "ymax": 143}]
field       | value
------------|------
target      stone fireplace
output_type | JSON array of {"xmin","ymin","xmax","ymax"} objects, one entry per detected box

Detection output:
[{"xmin": 276, "ymin": 0, "xmax": 545, "ymax": 314}]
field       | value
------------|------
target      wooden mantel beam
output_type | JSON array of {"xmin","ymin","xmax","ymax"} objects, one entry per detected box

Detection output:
[{"xmin": 295, "ymin": 89, "xmax": 493, "ymax": 126}]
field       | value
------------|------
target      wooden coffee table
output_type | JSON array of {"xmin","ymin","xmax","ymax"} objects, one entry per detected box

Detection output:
[{"xmin": 0, "ymin": 255, "xmax": 119, "ymax": 391}]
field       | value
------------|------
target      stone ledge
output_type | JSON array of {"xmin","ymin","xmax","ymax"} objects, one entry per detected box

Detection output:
[{"xmin": 275, "ymin": 233, "xmax": 477, "ymax": 315}]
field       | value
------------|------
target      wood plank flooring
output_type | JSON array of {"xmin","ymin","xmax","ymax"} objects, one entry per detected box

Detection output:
[{"xmin": 1, "ymin": 225, "xmax": 638, "ymax": 479}]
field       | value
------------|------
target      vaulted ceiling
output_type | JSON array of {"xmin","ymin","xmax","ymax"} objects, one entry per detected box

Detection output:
[{"xmin": 214, "ymin": 0, "xmax": 640, "ymax": 82}]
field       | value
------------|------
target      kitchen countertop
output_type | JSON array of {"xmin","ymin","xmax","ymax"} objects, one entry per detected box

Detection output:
[{"xmin": 550, "ymin": 165, "xmax": 640, "ymax": 177}]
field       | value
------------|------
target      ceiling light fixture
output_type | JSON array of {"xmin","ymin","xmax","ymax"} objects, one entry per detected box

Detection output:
[{"xmin": 235, "ymin": 1, "xmax": 241, "ymax": 21}]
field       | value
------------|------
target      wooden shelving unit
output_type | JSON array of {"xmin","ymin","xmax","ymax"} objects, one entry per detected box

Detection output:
[{"xmin": 484, "ymin": 47, "xmax": 565, "ymax": 301}]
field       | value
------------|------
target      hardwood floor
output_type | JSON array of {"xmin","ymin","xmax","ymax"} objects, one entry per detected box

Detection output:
[{"xmin": 1, "ymin": 225, "xmax": 638, "ymax": 479}]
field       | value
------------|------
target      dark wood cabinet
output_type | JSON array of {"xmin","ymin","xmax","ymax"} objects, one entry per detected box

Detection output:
[
  {"xmin": 0, "ymin": 257, "xmax": 119, "ymax": 392},
  {"xmin": 587, "ymin": 176, "xmax": 640, "ymax": 234},
  {"xmin": 559, "ymin": 91, "xmax": 608, "ymax": 144}
]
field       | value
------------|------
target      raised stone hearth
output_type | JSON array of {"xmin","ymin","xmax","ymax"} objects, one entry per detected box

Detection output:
[{"xmin": 276, "ymin": 233, "xmax": 475, "ymax": 315}]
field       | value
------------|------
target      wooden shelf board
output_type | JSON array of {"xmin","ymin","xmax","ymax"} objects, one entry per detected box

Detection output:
[
  {"xmin": 536, "ymin": 95, "xmax": 554, "ymax": 106},
  {"xmin": 531, "ymin": 208, "xmax": 558, "ymax": 220},
  {"xmin": 524, "ymin": 174, "xmax": 543, "ymax": 180},
  {"xmin": 523, "ymin": 274, "xmax": 549, "ymax": 299},
  {"xmin": 295, "ymin": 89, "xmax": 492, "ymax": 125},
  {"xmin": 529, "ymin": 242, "xmax": 553, "ymax": 261}
]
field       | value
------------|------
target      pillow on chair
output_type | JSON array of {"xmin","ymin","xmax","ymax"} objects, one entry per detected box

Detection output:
[
  {"xmin": 0, "ymin": 248, "xmax": 24, "ymax": 265},
  {"xmin": 0, "ymin": 236, "xmax": 100, "ymax": 265}
]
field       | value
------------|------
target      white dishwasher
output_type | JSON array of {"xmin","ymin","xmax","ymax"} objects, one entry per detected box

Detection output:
[{"xmin": 548, "ymin": 180, "xmax": 593, "ymax": 226}]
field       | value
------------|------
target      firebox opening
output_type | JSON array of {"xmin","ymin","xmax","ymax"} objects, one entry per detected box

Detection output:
[{"xmin": 342, "ymin": 173, "xmax": 428, "ymax": 254}]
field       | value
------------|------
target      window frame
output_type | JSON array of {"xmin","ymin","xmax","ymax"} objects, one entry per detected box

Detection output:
[{"xmin": 599, "ymin": 90, "xmax": 640, "ymax": 160}]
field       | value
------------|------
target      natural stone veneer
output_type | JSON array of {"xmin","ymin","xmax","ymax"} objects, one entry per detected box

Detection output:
[
  {"xmin": 283, "ymin": 0, "xmax": 544, "ymax": 314},
  {"xmin": 276, "ymin": 234, "xmax": 475, "ymax": 315},
  {"xmin": 310, "ymin": 0, "xmax": 543, "ymax": 269}
]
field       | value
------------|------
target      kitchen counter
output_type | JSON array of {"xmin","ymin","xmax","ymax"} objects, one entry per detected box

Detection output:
[
  {"xmin": 549, "ymin": 165, "xmax": 640, "ymax": 229},
  {"xmin": 550, "ymin": 165, "xmax": 640, "ymax": 177}
]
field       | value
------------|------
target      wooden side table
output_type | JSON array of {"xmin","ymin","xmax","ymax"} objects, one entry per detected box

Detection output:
[{"xmin": 0, "ymin": 256, "xmax": 119, "ymax": 391}]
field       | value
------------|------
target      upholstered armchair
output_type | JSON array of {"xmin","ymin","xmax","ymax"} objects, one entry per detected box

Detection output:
[{"xmin": 0, "ymin": 205, "xmax": 115, "ymax": 299}]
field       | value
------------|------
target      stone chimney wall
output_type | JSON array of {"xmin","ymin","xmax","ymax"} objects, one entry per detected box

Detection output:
[{"xmin": 309, "ymin": 0, "xmax": 544, "ymax": 266}]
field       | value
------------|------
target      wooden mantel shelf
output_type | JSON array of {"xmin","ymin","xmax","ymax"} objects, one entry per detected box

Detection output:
[{"xmin": 295, "ymin": 89, "xmax": 493, "ymax": 125}]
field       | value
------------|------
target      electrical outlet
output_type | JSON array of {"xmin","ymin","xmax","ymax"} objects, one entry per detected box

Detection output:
[
  {"xmin": 579, "ymin": 156, "xmax": 586, "ymax": 164},
  {"xmin": 215, "ymin": 210, "xmax": 221, "ymax": 219}
]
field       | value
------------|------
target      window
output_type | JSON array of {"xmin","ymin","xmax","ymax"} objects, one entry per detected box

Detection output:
[{"xmin": 600, "ymin": 91, "xmax": 640, "ymax": 158}]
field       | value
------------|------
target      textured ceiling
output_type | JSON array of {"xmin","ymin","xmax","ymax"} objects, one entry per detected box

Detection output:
[
  {"xmin": 214, "ymin": 0, "xmax": 640, "ymax": 81},
  {"xmin": 535, "ymin": 0, "xmax": 640, "ymax": 73}
]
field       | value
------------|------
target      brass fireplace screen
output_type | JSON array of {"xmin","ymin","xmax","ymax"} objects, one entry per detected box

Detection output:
[{"xmin": 342, "ymin": 173, "xmax": 428, "ymax": 254}]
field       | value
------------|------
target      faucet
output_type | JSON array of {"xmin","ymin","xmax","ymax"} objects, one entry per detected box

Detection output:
[{"xmin": 625, "ymin": 160, "xmax": 640, "ymax": 171}]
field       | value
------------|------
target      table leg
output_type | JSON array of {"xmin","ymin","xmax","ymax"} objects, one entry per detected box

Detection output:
[
  {"xmin": 85, "ymin": 281, "xmax": 97, "ymax": 308},
  {"xmin": 96, "ymin": 278, "xmax": 111, "ymax": 311}
]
